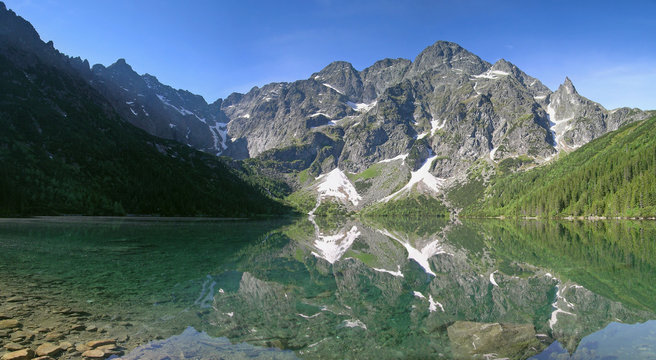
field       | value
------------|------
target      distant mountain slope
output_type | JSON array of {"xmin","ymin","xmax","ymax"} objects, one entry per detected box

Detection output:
[
  {"xmin": 0, "ymin": 3, "xmax": 288, "ymax": 216},
  {"xmin": 464, "ymin": 115, "xmax": 656, "ymax": 218},
  {"xmin": 87, "ymin": 60, "xmax": 233, "ymax": 157}
]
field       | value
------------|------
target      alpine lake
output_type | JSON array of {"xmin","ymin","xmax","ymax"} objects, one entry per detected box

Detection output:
[{"xmin": 1, "ymin": 216, "xmax": 655, "ymax": 360}]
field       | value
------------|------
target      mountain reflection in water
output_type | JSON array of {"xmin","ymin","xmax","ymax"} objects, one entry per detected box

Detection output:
[{"xmin": 0, "ymin": 217, "xmax": 655, "ymax": 359}]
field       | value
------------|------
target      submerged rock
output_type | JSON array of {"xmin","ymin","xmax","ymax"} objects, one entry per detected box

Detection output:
[
  {"xmin": 3, "ymin": 342, "xmax": 24, "ymax": 351},
  {"xmin": 43, "ymin": 332, "xmax": 62, "ymax": 342},
  {"xmin": 447, "ymin": 321, "xmax": 542, "ymax": 359},
  {"xmin": 0, "ymin": 320, "xmax": 20, "ymax": 330},
  {"xmin": 85, "ymin": 339, "xmax": 116, "ymax": 349},
  {"xmin": 81, "ymin": 349, "xmax": 105, "ymax": 358},
  {"xmin": 1, "ymin": 349, "xmax": 34, "ymax": 360},
  {"xmin": 35, "ymin": 343, "xmax": 61, "ymax": 357}
]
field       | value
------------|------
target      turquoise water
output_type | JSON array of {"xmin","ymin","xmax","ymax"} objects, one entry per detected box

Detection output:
[{"xmin": 0, "ymin": 217, "xmax": 655, "ymax": 359}]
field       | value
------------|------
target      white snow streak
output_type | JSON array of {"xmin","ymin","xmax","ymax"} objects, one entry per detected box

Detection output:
[
  {"xmin": 472, "ymin": 70, "xmax": 510, "ymax": 80},
  {"xmin": 489, "ymin": 271, "xmax": 499, "ymax": 287},
  {"xmin": 413, "ymin": 291, "xmax": 426, "ymax": 299},
  {"xmin": 372, "ymin": 265, "xmax": 404, "ymax": 278},
  {"xmin": 377, "ymin": 153, "xmax": 408, "ymax": 164},
  {"xmin": 342, "ymin": 319, "xmax": 367, "ymax": 330},
  {"xmin": 414, "ymin": 291, "xmax": 444, "ymax": 312},
  {"xmin": 129, "ymin": 108, "xmax": 138, "ymax": 116},
  {"xmin": 381, "ymin": 155, "xmax": 445, "ymax": 202},
  {"xmin": 322, "ymin": 83, "xmax": 343, "ymax": 94},
  {"xmin": 298, "ymin": 313, "xmax": 321, "ymax": 319}
]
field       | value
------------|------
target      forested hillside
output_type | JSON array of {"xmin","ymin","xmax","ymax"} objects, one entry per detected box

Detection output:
[
  {"xmin": 465, "ymin": 115, "xmax": 656, "ymax": 218},
  {"xmin": 0, "ymin": 48, "xmax": 289, "ymax": 217}
]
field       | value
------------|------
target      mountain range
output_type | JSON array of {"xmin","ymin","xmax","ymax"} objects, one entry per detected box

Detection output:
[{"xmin": 0, "ymin": 1, "xmax": 653, "ymax": 216}]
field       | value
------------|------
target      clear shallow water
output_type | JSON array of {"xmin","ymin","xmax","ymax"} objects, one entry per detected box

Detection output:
[{"xmin": 0, "ymin": 217, "xmax": 655, "ymax": 359}]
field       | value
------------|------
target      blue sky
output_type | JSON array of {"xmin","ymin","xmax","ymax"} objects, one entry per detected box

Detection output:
[{"xmin": 5, "ymin": 0, "xmax": 656, "ymax": 109}]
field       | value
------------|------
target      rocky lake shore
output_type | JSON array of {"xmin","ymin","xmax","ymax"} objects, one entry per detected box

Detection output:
[{"xmin": 0, "ymin": 277, "xmax": 150, "ymax": 360}]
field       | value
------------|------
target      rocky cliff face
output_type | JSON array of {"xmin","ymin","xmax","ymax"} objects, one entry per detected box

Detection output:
[{"xmin": 546, "ymin": 77, "xmax": 648, "ymax": 151}]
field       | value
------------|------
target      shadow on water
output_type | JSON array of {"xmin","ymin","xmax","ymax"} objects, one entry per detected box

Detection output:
[{"xmin": 0, "ymin": 216, "xmax": 655, "ymax": 359}]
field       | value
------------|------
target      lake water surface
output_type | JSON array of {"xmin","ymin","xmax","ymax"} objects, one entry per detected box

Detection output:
[{"xmin": 0, "ymin": 216, "xmax": 655, "ymax": 359}]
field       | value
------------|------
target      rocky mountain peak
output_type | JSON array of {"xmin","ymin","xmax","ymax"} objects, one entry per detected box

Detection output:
[
  {"xmin": 560, "ymin": 77, "xmax": 577, "ymax": 95},
  {"xmin": 107, "ymin": 58, "xmax": 135, "ymax": 74},
  {"xmin": 407, "ymin": 40, "xmax": 489, "ymax": 77},
  {"xmin": 0, "ymin": 2, "xmax": 42, "ymax": 49},
  {"xmin": 313, "ymin": 60, "xmax": 362, "ymax": 99},
  {"xmin": 361, "ymin": 58, "xmax": 411, "ymax": 102},
  {"xmin": 316, "ymin": 60, "xmax": 357, "ymax": 76},
  {"xmin": 490, "ymin": 58, "xmax": 516, "ymax": 74}
]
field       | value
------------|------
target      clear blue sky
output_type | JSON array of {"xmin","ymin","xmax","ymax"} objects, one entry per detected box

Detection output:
[{"xmin": 5, "ymin": 0, "xmax": 656, "ymax": 110}]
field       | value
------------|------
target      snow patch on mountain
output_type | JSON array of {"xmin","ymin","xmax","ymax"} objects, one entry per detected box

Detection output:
[
  {"xmin": 428, "ymin": 295, "xmax": 444, "ymax": 312},
  {"xmin": 431, "ymin": 118, "xmax": 445, "ymax": 136},
  {"xmin": 489, "ymin": 146, "xmax": 499, "ymax": 162},
  {"xmin": 311, "ymin": 226, "xmax": 361, "ymax": 264},
  {"xmin": 316, "ymin": 168, "xmax": 361, "ymax": 206},
  {"xmin": 546, "ymin": 102, "xmax": 574, "ymax": 151},
  {"xmin": 209, "ymin": 122, "xmax": 228, "ymax": 152},
  {"xmin": 346, "ymin": 101, "xmax": 377, "ymax": 112}
]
